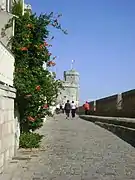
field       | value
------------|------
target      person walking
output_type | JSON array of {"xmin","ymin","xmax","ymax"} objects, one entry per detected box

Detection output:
[
  {"xmin": 83, "ymin": 101, "xmax": 90, "ymax": 115},
  {"xmin": 71, "ymin": 101, "xmax": 77, "ymax": 118},
  {"xmin": 56, "ymin": 104, "xmax": 60, "ymax": 114},
  {"xmin": 62, "ymin": 103, "xmax": 65, "ymax": 113},
  {"xmin": 64, "ymin": 100, "xmax": 71, "ymax": 119}
]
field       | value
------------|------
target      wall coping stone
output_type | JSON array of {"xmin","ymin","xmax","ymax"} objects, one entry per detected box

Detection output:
[
  {"xmin": 80, "ymin": 115, "xmax": 135, "ymax": 129},
  {"xmin": 0, "ymin": 84, "xmax": 16, "ymax": 93},
  {"xmin": 80, "ymin": 115, "xmax": 135, "ymax": 122},
  {"xmin": 0, "ymin": 84, "xmax": 16, "ymax": 99}
]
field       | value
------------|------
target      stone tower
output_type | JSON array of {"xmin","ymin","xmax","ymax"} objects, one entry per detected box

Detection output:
[{"xmin": 58, "ymin": 61, "xmax": 80, "ymax": 107}]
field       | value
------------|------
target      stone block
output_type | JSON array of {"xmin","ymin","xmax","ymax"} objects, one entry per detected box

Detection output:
[
  {"xmin": 10, "ymin": 121, "xmax": 15, "ymax": 134},
  {"xmin": 1, "ymin": 137, "xmax": 8, "ymax": 152},
  {"xmin": 0, "ymin": 140, "xmax": 2, "ymax": 152},
  {"xmin": 7, "ymin": 110, "xmax": 14, "ymax": 122},
  {"xmin": 0, "ymin": 110, "xmax": 5, "ymax": 124},
  {"xmin": 6, "ymin": 122, "xmax": 11, "ymax": 135},
  {"xmin": 0, "ymin": 125, "xmax": 2, "ymax": 139},
  {"xmin": 1, "ymin": 135, "xmax": 14, "ymax": 153},
  {"xmin": 7, "ymin": 99, "xmax": 14, "ymax": 110},
  {"xmin": 1, "ymin": 123, "xmax": 6, "ymax": 137},
  {"xmin": 0, "ymin": 153, "xmax": 4, "ymax": 168},
  {"xmin": 0, "ymin": 87, "xmax": 17, "ymax": 171},
  {"xmin": 5, "ymin": 98, "xmax": 11, "ymax": 111},
  {"xmin": 4, "ymin": 111, "xmax": 8, "ymax": 124},
  {"xmin": 0, "ymin": 97, "xmax": 5, "ymax": 110},
  {"xmin": 0, "ymin": 89, "xmax": 4, "ymax": 97},
  {"xmin": 9, "ymin": 146, "xmax": 13, "ymax": 158},
  {"xmin": 1, "ymin": 122, "xmax": 13, "ymax": 137},
  {"xmin": 3, "ymin": 98, "xmax": 7, "ymax": 110},
  {"xmin": 0, "ymin": 99, "xmax": 2, "ymax": 110},
  {"xmin": 4, "ymin": 149, "xmax": 10, "ymax": 163}
]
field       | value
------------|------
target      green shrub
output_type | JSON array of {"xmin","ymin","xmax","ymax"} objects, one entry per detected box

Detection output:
[{"xmin": 19, "ymin": 132, "xmax": 43, "ymax": 148}]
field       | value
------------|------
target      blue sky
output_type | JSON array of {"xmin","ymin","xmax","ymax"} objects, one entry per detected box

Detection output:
[{"xmin": 26, "ymin": 0, "xmax": 135, "ymax": 103}]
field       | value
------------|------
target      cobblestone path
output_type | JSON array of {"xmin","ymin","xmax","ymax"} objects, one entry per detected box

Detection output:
[{"xmin": 1, "ymin": 115, "xmax": 135, "ymax": 180}]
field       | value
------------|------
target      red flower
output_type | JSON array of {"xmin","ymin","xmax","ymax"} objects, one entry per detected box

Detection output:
[
  {"xmin": 52, "ymin": 62, "xmax": 56, "ymax": 66},
  {"xmin": 36, "ymin": 85, "xmax": 41, "ymax": 91},
  {"xmin": 27, "ymin": 24, "xmax": 33, "ymax": 28},
  {"xmin": 47, "ymin": 61, "xmax": 52, "ymax": 66},
  {"xmin": 40, "ymin": 44, "xmax": 43, "ymax": 49},
  {"xmin": 39, "ymin": 42, "xmax": 49, "ymax": 49},
  {"xmin": 47, "ymin": 61, "xmax": 56, "ymax": 67},
  {"xmin": 27, "ymin": 116, "xmax": 35, "ymax": 122},
  {"xmin": 44, "ymin": 42, "xmax": 48, "ymax": 47},
  {"xmin": 20, "ymin": 47, "xmax": 28, "ymax": 51},
  {"xmin": 43, "ymin": 104, "xmax": 48, "ymax": 109}
]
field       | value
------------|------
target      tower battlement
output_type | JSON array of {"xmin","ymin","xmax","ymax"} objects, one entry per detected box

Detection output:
[{"xmin": 57, "ymin": 62, "xmax": 80, "ymax": 106}]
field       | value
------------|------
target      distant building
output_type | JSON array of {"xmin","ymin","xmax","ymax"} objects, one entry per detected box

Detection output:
[{"xmin": 57, "ymin": 62, "xmax": 80, "ymax": 107}]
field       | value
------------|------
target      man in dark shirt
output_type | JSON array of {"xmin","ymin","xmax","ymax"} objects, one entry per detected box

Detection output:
[{"xmin": 64, "ymin": 100, "xmax": 71, "ymax": 119}]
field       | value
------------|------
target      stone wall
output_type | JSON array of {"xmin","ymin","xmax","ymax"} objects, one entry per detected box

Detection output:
[
  {"xmin": 122, "ymin": 89, "xmax": 135, "ymax": 112},
  {"xmin": 0, "ymin": 11, "xmax": 14, "ymax": 47},
  {"xmin": 0, "ymin": 40, "xmax": 19, "ymax": 173},
  {"xmin": 80, "ymin": 115, "xmax": 135, "ymax": 147},
  {"xmin": 0, "ymin": 2, "xmax": 20, "ymax": 173},
  {"xmin": 0, "ymin": 84, "xmax": 19, "ymax": 173},
  {"xmin": 95, "ymin": 94, "xmax": 117, "ymax": 113},
  {"xmin": 78, "ymin": 89, "xmax": 135, "ymax": 118}
]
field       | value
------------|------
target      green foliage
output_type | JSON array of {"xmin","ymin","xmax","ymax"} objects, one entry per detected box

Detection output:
[
  {"xmin": 19, "ymin": 132, "xmax": 43, "ymax": 148},
  {"xmin": 12, "ymin": 0, "xmax": 23, "ymax": 16},
  {"xmin": 4, "ymin": 1, "xmax": 66, "ymax": 133}
]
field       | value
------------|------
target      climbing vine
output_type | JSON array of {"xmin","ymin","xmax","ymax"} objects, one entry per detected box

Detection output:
[{"xmin": 4, "ymin": 0, "xmax": 66, "ymax": 133}]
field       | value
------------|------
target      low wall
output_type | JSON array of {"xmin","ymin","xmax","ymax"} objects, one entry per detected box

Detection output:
[
  {"xmin": 78, "ymin": 89, "xmax": 135, "ymax": 118},
  {"xmin": 80, "ymin": 115, "xmax": 135, "ymax": 147},
  {"xmin": 80, "ymin": 115, "xmax": 135, "ymax": 128},
  {"xmin": 0, "ymin": 84, "xmax": 20, "ymax": 173}
]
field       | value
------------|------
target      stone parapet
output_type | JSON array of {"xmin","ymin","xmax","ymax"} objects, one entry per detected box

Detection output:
[{"xmin": 80, "ymin": 115, "xmax": 135, "ymax": 147}]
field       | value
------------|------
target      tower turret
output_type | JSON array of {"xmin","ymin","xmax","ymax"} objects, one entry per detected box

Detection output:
[{"xmin": 58, "ymin": 60, "xmax": 80, "ymax": 106}]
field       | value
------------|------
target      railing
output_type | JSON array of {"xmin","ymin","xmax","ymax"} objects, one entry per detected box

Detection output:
[{"xmin": 0, "ymin": 41, "xmax": 14, "ymax": 86}]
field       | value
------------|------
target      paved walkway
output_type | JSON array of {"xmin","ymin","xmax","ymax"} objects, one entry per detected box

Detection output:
[{"xmin": 1, "ymin": 115, "xmax": 135, "ymax": 180}]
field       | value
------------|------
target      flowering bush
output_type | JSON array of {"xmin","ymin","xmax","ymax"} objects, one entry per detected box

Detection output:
[{"xmin": 5, "ymin": 1, "xmax": 66, "ymax": 133}]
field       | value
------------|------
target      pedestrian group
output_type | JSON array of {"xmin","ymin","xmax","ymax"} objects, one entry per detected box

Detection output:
[{"xmin": 56, "ymin": 100, "xmax": 90, "ymax": 119}]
